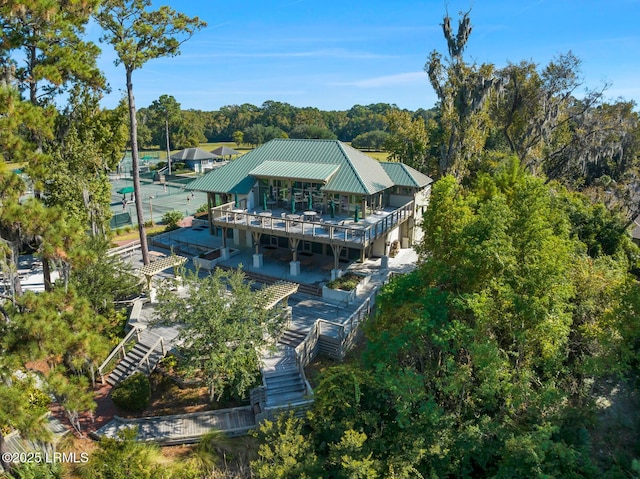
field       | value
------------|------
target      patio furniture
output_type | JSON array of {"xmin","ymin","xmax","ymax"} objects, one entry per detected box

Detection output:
[
  {"xmin": 303, "ymin": 210, "xmax": 317, "ymax": 221},
  {"xmin": 231, "ymin": 208, "xmax": 244, "ymax": 222},
  {"xmin": 286, "ymin": 214, "xmax": 301, "ymax": 226},
  {"xmin": 258, "ymin": 211, "xmax": 272, "ymax": 226},
  {"xmin": 300, "ymin": 255, "xmax": 315, "ymax": 266}
]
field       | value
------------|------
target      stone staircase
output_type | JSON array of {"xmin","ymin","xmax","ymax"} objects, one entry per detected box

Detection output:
[{"xmin": 107, "ymin": 329, "xmax": 167, "ymax": 386}]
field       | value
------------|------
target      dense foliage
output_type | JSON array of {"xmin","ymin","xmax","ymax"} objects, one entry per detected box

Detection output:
[
  {"xmin": 154, "ymin": 268, "xmax": 286, "ymax": 402},
  {"xmin": 252, "ymin": 160, "xmax": 640, "ymax": 478},
  {"xmin": 111, "ymin": 373, "xmax": 151, "ymax": 412}
]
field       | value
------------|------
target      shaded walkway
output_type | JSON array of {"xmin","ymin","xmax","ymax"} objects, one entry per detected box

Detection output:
[{"xmin": 92, "ymin": 407, "xmax": 255, "ymax": 445}]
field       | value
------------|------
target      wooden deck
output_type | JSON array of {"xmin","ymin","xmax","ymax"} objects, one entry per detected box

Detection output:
[
  {"xmin": 209, "ymin": 202, "xmax": 414, "ymax": 250},
  {"xmin": 93, "ymin": 406, "xmax": 256, "ymax": 445}
]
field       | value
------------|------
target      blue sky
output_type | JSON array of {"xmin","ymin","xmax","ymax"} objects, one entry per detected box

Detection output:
[{"xmin": 90, "ymin": 0, "xmax": 640, "ymax": 112}]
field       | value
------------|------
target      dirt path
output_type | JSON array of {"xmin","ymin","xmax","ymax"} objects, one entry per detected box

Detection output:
[{"xmin": 50, "ymin": 383, "xmax": 118, "ymax": 438}]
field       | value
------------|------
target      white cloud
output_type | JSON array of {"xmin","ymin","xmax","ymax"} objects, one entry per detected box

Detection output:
[
  {"xmin": 331, "ymin": 72, "xmax": 426, "ymax": 88},
  {"xmin": 170, "ymin": 48, "xmax": 397, "ymax": 62}
]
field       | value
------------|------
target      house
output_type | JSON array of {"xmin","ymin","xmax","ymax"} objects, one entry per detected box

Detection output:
[
  {"xmin": 170, "ymin": 148, "xmax": 226, "ymax": 173},
  {"xmin": 187, "ymin": 139, "xmax": 432, "ymax": 277}
]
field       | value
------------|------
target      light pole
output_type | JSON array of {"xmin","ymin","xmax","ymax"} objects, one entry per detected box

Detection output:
[
  {"xmin": 149, "ymin": 195, "xmax": 155, "ymax": 226},
  {"xmin": 165, "ymin": 117, "xmax": 172, "ymax": 175}
]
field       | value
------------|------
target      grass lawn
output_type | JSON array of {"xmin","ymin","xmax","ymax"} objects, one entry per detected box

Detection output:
[
  {"xmin": 363, "ymin": 150, "xmax": 390, "ymax": 161},
  {"xmin": 111, "ymin": 224, "xmax": 166, "ymax": 244}
]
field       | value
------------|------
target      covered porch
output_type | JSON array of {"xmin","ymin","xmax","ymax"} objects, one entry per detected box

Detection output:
[{"xmin": 205, "ymin": 201, "xmax": 415, "ymax": 278}]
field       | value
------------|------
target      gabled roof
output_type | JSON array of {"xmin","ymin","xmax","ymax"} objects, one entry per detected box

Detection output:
[
  {"xmin": 249, "ymin": 161, "xmax": 339, "ymax": 183},
  {"xmin": 170, "ymin": 148, "xmax": 218, "ymax": 161},
  {"xmin": 380, "ymin": 162, "xmax": 433, "ymax": 188},
  {"xmin": 187, "ymin": 139, "xmax": 395, "ymax": 195},
  {"xmin": 210, "ymin": 145, "xmax": 241, "ymax": 157}
]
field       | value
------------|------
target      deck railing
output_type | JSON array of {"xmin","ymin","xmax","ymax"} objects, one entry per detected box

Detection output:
[
  {"xmin": 209, "ymin": 200, "xmax": 415, "ymax": 247},
  {"xmin": 107, "ymin": 240, "xmax": 141, "ymax": 258},
  {"xmin": 136, "ymin": 335, "xmax": 166, "ymax": 375},
  {"xmin": 98, "ymin": 326, "xmax": 142, "ymax": 385}
]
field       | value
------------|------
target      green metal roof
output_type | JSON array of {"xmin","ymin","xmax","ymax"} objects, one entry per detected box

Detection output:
[
  {"xmin": 249, "ymin": 160, "xmax": 339, "ymax": 182},
  {"xmin": 380, "ymin": 162, "xmax": 433, "ymax": 188},
  {"xmin": 187, "ymin": 139, "xmax": 395, "ymax": 195}
]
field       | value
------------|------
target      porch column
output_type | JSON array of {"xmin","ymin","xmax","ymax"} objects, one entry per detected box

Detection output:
[
  {"xmin": 330, "ymin": 244, "xmax": 343, "ymax": 279},
  {"xmin": 207, "ymin": 193, "xmax": 214, "ymax": 234},
  {"xmin": 221, "ymin": 226, "xmax": 228, "ymax": 248},
  {"xmin": 289, "ymin": 238, "xmax": 300, "ymax": 276},
  {"xmin": 252, "ymin": 231, "xmax": 263, "ymax": 268}
]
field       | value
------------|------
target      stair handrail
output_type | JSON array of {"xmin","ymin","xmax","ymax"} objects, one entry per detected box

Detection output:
[
  {"xmin": 294, "ymin": 321, "xmax": 320, "ymax": 370},
  {"xmin": 98, "ymin": 326, "xmax": 142, "ymax": 384},
  {"xmin": 134, "ymin": 335, "xmax": 166, "ymax": 375}
]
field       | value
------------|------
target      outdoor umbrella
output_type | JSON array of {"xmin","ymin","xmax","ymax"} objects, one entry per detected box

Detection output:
[
  {"xmin": 308, "ymin": 193, "xmax": 313, "ymax": 211},
  {"xmin": 234, "ymin": 192, "xmax": 239, "ymax": 208},
  {"xmin": 329, "ymin": 200, "xmax": 335, "ymax": 218},
  {"xmin": 263, "ymin": 193, "xmax": 268, "ymax": 211},
  {"xmin": 354, "ymin": 205, "xmax": 359, "ymax": 223},
  {"xmin": 116, "ymin": 186, "xmax": 135, "ymax": 194}
]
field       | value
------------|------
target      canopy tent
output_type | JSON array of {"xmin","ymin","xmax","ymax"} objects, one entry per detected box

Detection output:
[
  {"xmin": 170, "ymin": 148, "xmax": 220, "ymax": 161},
  {"xmin": 210, "ymin": 145, "xmax": 241, "ymax": 159},
  {"xmin": 116, "ymin": 186, "xmax": 135, "ymax": 194}
]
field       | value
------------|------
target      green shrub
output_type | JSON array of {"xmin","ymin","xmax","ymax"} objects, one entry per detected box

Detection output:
[
  {"xmin": 326, "ymin": 272, "xmax": 362, "ymax": 291},
  {"xmin": 196, "ymin": 203, "xmax": 208, "ymax": 213},
  {"xmin": 162, "ymin": 210, "xmax": 184, "ymax": 230},
  {"xmin": 111, "ymin": 372, "xmax": 151, "ymax": 412}
]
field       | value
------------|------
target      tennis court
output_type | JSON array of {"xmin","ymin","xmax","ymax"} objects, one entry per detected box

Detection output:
[{"xmin": 109, "ymin": 174, "xmax": 207, "ymax": 227}]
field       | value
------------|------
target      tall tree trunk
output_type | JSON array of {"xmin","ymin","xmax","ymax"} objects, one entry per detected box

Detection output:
[
  {"xmin": 0, "ymin": 432, "xmax": 12, "ymax": 475},
  {"xmin": 125, "ymin": 68, "xmax": 150, "ymax": 265},
  {"xmin": 42, "ymin": 257, "xmax": 52, "ymax": 291},
  {"xmin": 8, "ymin": 240, "xmax": 22, "ymax": 298}
]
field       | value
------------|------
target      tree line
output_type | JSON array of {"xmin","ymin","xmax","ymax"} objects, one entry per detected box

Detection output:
[{"xmin": 133, "ymin": 95, "xmax": 435, "ymax": 150}]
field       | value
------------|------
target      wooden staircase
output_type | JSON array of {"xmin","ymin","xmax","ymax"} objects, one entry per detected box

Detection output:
[
  {"xmin": 107, "ymin": 329, "xmax": 168, "ymax": 386},
  {"xmin": 277, "ymin": 328, "xmax": 307, "ymax": 348},
  {"xmin": 263, "ymin": 368, "xmax": 308, "ymax": 408}
]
